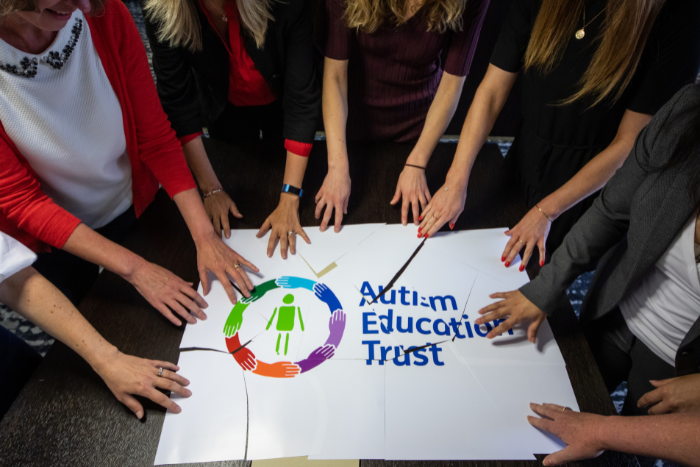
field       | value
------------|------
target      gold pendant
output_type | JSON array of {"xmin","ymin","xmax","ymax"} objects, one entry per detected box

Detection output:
[{"xmin": 575, "ymin": 29, "xmax": 585, "ymax": 39}]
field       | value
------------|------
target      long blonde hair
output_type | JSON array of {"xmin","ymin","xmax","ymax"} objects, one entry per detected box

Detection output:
[
  {"xmin": 524, "ymin": 0, "xmax": 665, "ymax": 107},
  {"xmin": 144, "ymin": 0, "xmax": 273, "ymax": 51},
  {"xmin": 344, "ymin": 0, "xmax": 466, "ymax": 34}
]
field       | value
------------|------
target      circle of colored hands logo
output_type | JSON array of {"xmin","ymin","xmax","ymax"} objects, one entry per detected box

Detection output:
[{"xmin": 223, "ymin": 276, "xmax": 346, "ymax": 378}]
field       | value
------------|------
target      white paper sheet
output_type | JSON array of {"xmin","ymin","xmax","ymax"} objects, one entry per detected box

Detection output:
[
  {"xmin": 296, "ymin": 223, "xmax": 385, "ymax": 274},
  {"xmin": 154, "ymin": 351, "xmax": 247, "ymax": 465}
]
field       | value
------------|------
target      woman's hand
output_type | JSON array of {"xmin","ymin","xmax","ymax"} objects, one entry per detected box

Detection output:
[
  {"xmin": 502, "ymin": 206, "xmax": 552, "ymax": 270},
  {"xmin": 315, "ymin": 168, "xmax": 351, "ymax": 233},
  {"xmin": 257, "ymin": 194, "xmax": 311, "ymax": 259},
  {"xmin": 92, "ymin": 349, "xmax": 192, "ymax": 419},
  {"xmin": 203, "ymin": 190, "xmax": 242, "ymax": 239},
  {"xmin": 418, "ymin": 183, "xmax": 466, "ymax": 238},
  {"xmin": 476, "ymin": 290, "xmax": 546, "ymax": 343},
  {"xmin": 638, "ymin": 374, "xmax": 700, "ymax": 414},
  {"xmin": 527, "ymin": 403, "xmax": 605, "ymax": 465},
  {"xmin": 125, "ymin": 259, "xmax": 208, "ymax": 326},
  {"xmin": 195, "ymin": 232, "xmax": 258, "ymax": 304},
  {"xmin": 390, "ymin": 166, "xmax": 432, "ymax": 226}
]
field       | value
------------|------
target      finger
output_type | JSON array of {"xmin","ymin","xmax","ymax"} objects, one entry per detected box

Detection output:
[
  {"xmin": 390, "ymin": 186, "xmax": 401, "ymax": 205},
  {"xmin": 151, "ymin": 360, "xmax": 181, "ymax": 373},
  {"xmin": 531, "ymin": 402, "xmax": 559, "ymax": 420},
  {"xmin": 544, "ymin": 446, "xmax": 580, "ymax": 466},
  {"xmin": 538, "ymin": 239, "xmax": 547, "ymax": 267},
  {"xmin": 650, "ymin": 377, "xmax": 677, "ymax": 387},
  {"xmin": 419, "ymin": 202, "xmax": 433, "ymax": 225},
  {"xmin": 257, "ymin": 218, "xmax": 272, "ymax": 239},
  {"xmin": 154, "ymin": 376, "xmax": 192, "ymax": 398},
  {"xmin": 156, "ymin": 303, "xmax": 182, "ymax": 326},
  {"xmin": 176, "ymin": 293, "xmax": 207, "ymax": 321},
  {"xmin": 418, "ymin": 192, "xmax": 428, "ymax": 212},
  {"xmin": 230, "ymin": 202, "xmax": 243, "ymax": 219},
  {"xmin": 221, "ymin": 209, "xmax": 231, "ymax": 239},
  {"xmin": 426, "ymin": 213, "xmax": 449, "ymax": 238},
  {"xmin": 145, "ymin": 388, "xmax": 182, "ymax": 414},
  {"xmin": 343, "ymin": 196, "xmax": 349, "ymax": 215},
  {"xmin": 486, "ymin": 318, "xmax": 515, "ymax": 339},
  {"xmin": 212, "ymin": 214, "xmax": 222, "ymax": 239},
  {"xmin": 520, "ymin": 241, "xmax": 535, "ymax": 272},
  {"xmin": 198, "ymin": 265, "xmax": 210, "ymax": 296},
  {"xmin": 424, "ymin": 188, "xmax": 432, "ymax": 203},
  {"xmin": 419, "ymin": 210, "xmax": 438, "ymax": 237},
  {"xmin": 527, "ymin": 315, "xmax": 545, "ymax": 343},
  {"xmin": 647, "ymin": 400, "xmax": 673, "ymax": 415},
  {"xmin": 180, "ymin": 285, "xmax": 209, "ymax": 309},
  {"xmin": 168, "ymin": 299, "xmax": 196, "ymax": 325},
  {"xmin": 321, "ymin": 202, "xmax": 334, "ymax": 232},
  {"xmin": 298, "ymin": 227, "xmax": 311, "ymax": 245},
  {"xmin": 501, "ymin": 236, "xmax": 519, "ymax": 265},
  {"xmin": 229, "ymin": 266, "xmax": 253, "ymax": 296},
  {"xmin": 314, "ymin": 196, "xmax": 326, "ymax": 218},
  {"xmin": 334, "ymin": 202, "xmax": 343, "ymax": 233},
  {"xmin": 267, "ymin": 230, "xmax": 279, "ymax": 258},
  {"xmin": 216, "ymin": 270, "xmax": 239, "ymax": 304},
  {"xmin": 526, "ymin": 414, "xmax": 553, "ymax": 433},
  {"xmin": 475, "ymin": 305, "xmax": 506, "ymax": 322},
  {"xmin": 637, "ymin": 388, "xmax": 664, "ymax": 408},
  {"xmin": 505, "ymin": 238, "xmax": 523, "ymax": 267},
  {"xmin": 120, "ymin": 393, "xmax": 145, "ymax": 419},
  {"xmin": 411, "ymin": 199, "xmax": 420, "ymax": 226},
  {"xmin": 280, "ymin": 231, "xmax": 289, "ymax": 260},
  {"xmin": 236, "ymin": 255, "xmax": 260, "ymax": 274},
  {"xmin": 289, "ymin": 231, "xmax": 298, "ymax": 255},
  {"xmin": 401, "ymin": 197, "xmax": 409, "ymax": 226},
  {"xmin": 542, "ymin": 402, "xmax": 568, "ymax": 414}
]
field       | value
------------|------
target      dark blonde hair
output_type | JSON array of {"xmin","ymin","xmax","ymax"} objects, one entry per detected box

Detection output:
[
  {"xmin": 0, "ymin": 0, "xmax": 105, "ymax": 16},
  {"xmin": 344, "ymin": 0, "xmax": 466, "ymax": 34},
  {"xmin": 524, "ymin": 0, "xmax": 665, "ymax": 107}
]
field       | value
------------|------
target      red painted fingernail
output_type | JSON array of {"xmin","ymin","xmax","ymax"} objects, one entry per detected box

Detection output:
[
  {"xmin": 519, "ymin": 265, "xmax": 524, "ymax": 272},
  {"xmin": 417, "ymin": 233, "xmax": 422, "ymax": 238},
  {"xmin": 425, "ymin": 234, "xmax": 430, "ymax": 239},
  {"xmin": 501, "ymin": 255, "xmax": 506, "ymax": 262},
  {"xmin": 419, "ymin": 215, "xmax": 423, "ymax": 221},
  {"xmin": 450, "ymin": 223, "xmax": 454, "ymax": 230},
  {"xmin": 505, "ymin": 261, "xmax": 510, "ymax": 267},
  {"xmin": 418, "ymin": 227, "xmax": 422, "ymax": 233},
  {"xmin": 540, "ymin": 260, "xmax": 544, "ymax": 267}
]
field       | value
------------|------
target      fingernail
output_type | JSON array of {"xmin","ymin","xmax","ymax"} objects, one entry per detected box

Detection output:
[
  {"xmin": 505, "ymin": 261, "xmax": 510, "ymax": 267},
  {"xmin": 418, "ymin": 227, "xmax": 422, "ymax": 233},
  {"xmin": 419, "ymin": 215, "xmax": 423, "ymax": 221},
  {"xmin": 425, "ymin": 234, "xmax": 429, "ymax": 239},
  {"xmin": 450, "ymin": 223, "xmax": 454, "ymax": 230},
  {"xmin": 501, "ymin": 255, "xmax": 506, "ymax": 262},
  {"xmin": 186, "ymin": 389, "xmax": 192, "ymax": 396},
  {"xmin": 136, "ymin": 411, "xmax": 143, "ymax": 419},
  {"xmin": 519, "ymin": 265, "xmax": 524, "ymax": 272},
  {"xmin": 417, "ymin": 233, "xmax": 422, "ymax": 238},
  {"xmin": 540, "ymin": 260, "xmax": 544, "ymax": 267},
  {"xmin": 174, "ymin": 406, "xmax": 182, "ymax": 414},
  {"xmin": 543, "ymin": 460, "xmax": 549, "ymax": 466}
]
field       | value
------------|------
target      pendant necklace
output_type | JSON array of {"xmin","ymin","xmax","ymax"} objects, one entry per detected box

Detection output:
[
  {"xmin": 575, "ymin": 6, "xmax": 605, "ymax": 40},
  {"xmin": 207, "ymin": 0, "xmax": 228, "ymax": 22}
]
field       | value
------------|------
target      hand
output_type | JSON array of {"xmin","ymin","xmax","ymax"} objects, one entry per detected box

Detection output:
[
  {"xmin": 315, "ymin": 168, "xmax": 351, "ymax": 233},
  {"xmin": 202, "ymin": 190, "xmax": 242, "ymax": 239},
  {"xmin": 126, "ymin": 260, "xmax": 208, "ymax": 326},
  {"xmin": 475, "ymin": 290, "xmax": 546, "ymax": 343},
  {"xmin": 257, "ymin": 194, "xmax": 311, "ymax": 259},
  {"xmin": 390, "ymin": 166, "xmax": 431, "ymax": 226},
  {"xmin": 241, "ymin": 279, "xmax": 278, "ymax": 304},
  {"xmin": 223, "ymin": 304, "xmax": 247, "ymax": 337},
  {"xmin": 418, "ymin": 183, "xmax": 466, "ymax": 238},
  {"xmin": 93, "ymin": 350, "xmax": 191, "ymax": 419},
  {"xmin": 252, "ymin": 361, "xmax": 301, "ymax": 378},
  {"xmin": 297, "ymin": 344, "xmax": 336, "ymax": 373},
  {"xmin": 638, "ymin": 374, "xmax": 700, "ymax": 414},
  {"xmin": 527, "ymin": 403, "xmax": 605, "ymax": 465},
  {"xmin": 196, "ymin": 232, "xmax": 259, "ymax": 304},
  {"xmin": 225, "ymin": 335, "xmax": 257, "ymax": 371},
  {"xmin": 502, "ymin": 206, "xmax": 552, "ymax": 270},
  {"xmin": 314, "ymin": 283, "xmax": 342, "ymax": 311},
  {"xmin": 278, "ymin": 276, "xmax": 316, "ymax": 291},
  {"xmin": 325, "ymin": 310, "xmax": 346, "ymax": 348}
]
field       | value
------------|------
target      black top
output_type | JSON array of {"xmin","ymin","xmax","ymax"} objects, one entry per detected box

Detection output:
[
  {"xmin": 490, "ymin": 0, "xmax": 700, "ymax": 252},
  {"xmin": 143, "ymin": 0, "xmax": 321, "ymax": 144}
]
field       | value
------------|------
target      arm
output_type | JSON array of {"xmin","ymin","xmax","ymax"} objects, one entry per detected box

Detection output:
[
  {"xmin": 315, "ymin": 56, "xmax": 352, "ymax": 233},
  {"xmin": 500, "ymin": 110, "xmax": 651, "ymax": 269},
  {"xmin": 392, "ymin": 72, "xmax": 467, "ymax": 226},
  {"xmin": 0, "ymin": 267, "xmax": 192, "ymax": 419},
  {"xmin": 419, "ymin": 64, "xmax": 518, "ymax": 237},
  {"xmin": 527, "ymin": 403, "xmax": 700, "ymax": 466}
]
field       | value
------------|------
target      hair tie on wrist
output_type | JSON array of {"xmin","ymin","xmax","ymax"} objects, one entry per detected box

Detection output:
[
  {"xmin": 405, "ymin": 163, "xmax": 426, "ymax": 170},
  {"xmin": 536, "ymin": 204, "xmax": 553, "ymax": 223}
]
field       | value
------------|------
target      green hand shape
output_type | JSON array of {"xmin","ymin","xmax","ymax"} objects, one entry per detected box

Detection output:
[
  {"xmin": 223, "ymin": 303, "xmax": 248, "ymax": 337},
  {"xmin": 241, "ymin": 279, "xmax": 279, "ymax": 304}
]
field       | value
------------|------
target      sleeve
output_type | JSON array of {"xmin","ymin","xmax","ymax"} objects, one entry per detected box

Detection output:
[
  {"xmin": 143, "ymin": 8, "xmax": 205, "ymax": 138},
  {"xmin": 489, "ymin": 0, "xmax": 537, "ymax": 73},
  {"xmin": 0, "ymin": 137, "xmax": 82, "ymax": 250},
  {"xmin": 178, "ymin": 131, "xmax": 204, "ymax": 146},
  {"xmin": 0, "ymin": 232, "xmax": 37, "ymax": 284},
  {"xmin": 518, "ymin": 86, "xmax": 692, "ymax": 315},
  {"xmin": 325, "ymin": 0, "xmax": 350, "ymax": 60},
  {"xmin": 626, "ymin": 0, "xmax": 700, "ymax": 115},
  {"xmin": 281, "ymin": 0, "xmax": 322, "ymax": 145},
  {"xmin": 117, "ymin": 3, "xmax": 197, "ymax": 198},
  {"xmin": 443, "ymin": 0, "xmax": 491, "ymax": 77},
  {"xmin": 284, "ymin": 139, "xmax": 313, "ymax": 157}
]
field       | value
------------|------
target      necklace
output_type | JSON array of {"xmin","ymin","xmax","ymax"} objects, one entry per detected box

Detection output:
[
  {"xmin": 0, "ymin": 17, "xmax": 82, "ymax": 78},
  {"xmin": 206, "ymin": 0, "xmax": 228, "ymax": 22},
  {"xmin": 575, "ymin": 5, "xmax": 605, "ymax": 40}
]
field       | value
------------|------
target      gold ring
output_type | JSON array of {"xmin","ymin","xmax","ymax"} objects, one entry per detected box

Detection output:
[
  {"xmin": 562, "ymin": 406, "xmax": 571, "ymax": 412},
  {"xmin": 519, "ymin": 240, "xmax": 525, "ymax": 245},
  {"xmin": 233, "ymin": 264, "xmax": 241, "ymax": 269}
]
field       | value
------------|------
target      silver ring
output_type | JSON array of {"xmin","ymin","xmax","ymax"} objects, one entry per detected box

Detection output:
[
  {"xmin": 444, "ymin": 186, "xmax": 448, "ymax": 192},
  {"xmin": 233, "ymin": 264, "xmax": 241, "ymax": 269},
  {"xmin": 158, "ymin": 367, "xmax": 164, "ymax": 377},
  {"xmin": 288, "ymin": 231, "xmax": 295, "ymax": 236}
]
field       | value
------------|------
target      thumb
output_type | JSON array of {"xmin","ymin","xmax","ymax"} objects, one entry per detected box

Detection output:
[
  {"xmin": 527, "ymin": 317, "xmax": 543, "ymax": 344},
  {"xmin": 544, "ymin": 446, "xmax": 579, "ymax": 466},
  {"xmin": 121, "ymin": 394, "xmax": 145, "ymax": 419}
]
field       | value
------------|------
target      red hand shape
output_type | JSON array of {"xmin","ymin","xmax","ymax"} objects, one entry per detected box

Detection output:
[{"xmin": 226, "ymin": 335, "xmax": 257, "ymax": 371}]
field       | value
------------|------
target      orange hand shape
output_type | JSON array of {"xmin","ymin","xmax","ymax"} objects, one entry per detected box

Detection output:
[{"xmin": 253, "ymin": 361, "xmax": 301, "ymax": 378}]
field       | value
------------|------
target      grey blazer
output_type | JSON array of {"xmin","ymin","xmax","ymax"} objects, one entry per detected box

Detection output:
[{"xmin": 520, "ymin": 84, "xmax": 700, "ymax": 375}]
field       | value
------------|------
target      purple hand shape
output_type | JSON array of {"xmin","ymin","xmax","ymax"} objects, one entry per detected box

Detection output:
[
  {"xmin": 325, "ymin": 310, "xmax": 346, "ymax": 348},
  {"xmin": 296, "ymin": 344, "xmax": 335, "ymax": 373}
]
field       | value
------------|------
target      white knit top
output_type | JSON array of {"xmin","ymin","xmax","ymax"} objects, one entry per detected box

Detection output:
[
  {"xmin": 0, "ymin": 232, "xmax": 36, "ymax": 284},
  {"xmin": 0, "ymin": 11, "xmax": 133, "ymax": 229}
]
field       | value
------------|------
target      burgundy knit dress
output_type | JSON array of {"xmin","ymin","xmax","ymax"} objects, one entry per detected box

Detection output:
[{"xmin": 325, "ymin": 0, "xmax": 490, "ymax": 142}]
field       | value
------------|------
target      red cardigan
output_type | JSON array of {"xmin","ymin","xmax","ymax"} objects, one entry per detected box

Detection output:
[{"xmin": 0, "ymin": 0, "xmax": 197, "ymax": 253}]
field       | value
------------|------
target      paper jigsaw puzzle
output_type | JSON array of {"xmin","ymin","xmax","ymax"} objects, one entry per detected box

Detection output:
[{"xmin": 155, "ymin": 224, "xmax": 578, "ymax": 465}]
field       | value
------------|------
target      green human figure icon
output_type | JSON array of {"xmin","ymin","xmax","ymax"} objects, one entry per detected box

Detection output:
[{"xmin": 266, "ymin": 294, "xmax": 304, "ymax": 355}]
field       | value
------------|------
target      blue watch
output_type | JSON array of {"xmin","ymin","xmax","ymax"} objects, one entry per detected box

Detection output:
[{"xmin": 281, "ymin": 184, "xmax": 303, "ymax": 198}]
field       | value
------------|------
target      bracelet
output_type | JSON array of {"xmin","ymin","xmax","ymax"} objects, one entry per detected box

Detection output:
[
  {"xmin": 203, "ymin": 188, "xmax": 222, "ymax": 199},
  {"xmin": 281, "ymin": 184, "xmax": 303, "ymax": 197},
  {"xmin": 405, "ymin": 163, "xmax": 426, "ymax": 170},
  {"xmin": 536, "ymin": 204, "xmax": 553, "ymax": 223}
]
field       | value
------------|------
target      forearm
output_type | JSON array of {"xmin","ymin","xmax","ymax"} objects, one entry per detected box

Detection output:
[
  {"xmin": 173, "ymin": 188, "xmax": 217, "ymax": 243},
  {"xmin": 598, "ymin": 414, "xmax": 700, "ymax": 465},
  {"xmin": 182, "ymin": 137, "xmax": 221, "ymax": 194},
  {"xmin": 322, "ymin": 59, "xmax": 350, "ymax": 173},
  {"xmin": 408, "ymin": 72, "xmax": 466, "ymax": 167},
  {"xmin": 0, "ymin": 267, "xmax": 118, "ymax": 370},
  {"xmin": 282, "ymin": 151, "xmax": 309, "ymax": 188}
]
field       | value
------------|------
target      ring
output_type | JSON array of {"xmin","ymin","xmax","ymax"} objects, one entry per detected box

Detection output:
[
  {"xmin": 519, "ymin": 240, "xmax": 525, "ymax": 245},
  {"xmin": 288, "ymin": 231, "xmax": 295, "ymax": 236},
  {"xmin": 158, "ymin": 367, "xmax": 164, "ymax": 377},
  {"xmin": 444, "ymin": 187, "xmax": 448, "ymax": 191},
  {"xmin": 233, "ymin": 264, "xmax": 241, "ymax": 269},
  {"xmin": 562, "ymin": 406, "xmax": 571, "ymax": 411}
]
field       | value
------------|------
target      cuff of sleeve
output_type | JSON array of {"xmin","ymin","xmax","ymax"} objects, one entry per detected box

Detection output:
[
  {"xmin": 519, "ymin": 279, "xmax": 559, "ymax": 317},
  {"xmin": 285, "ymin": 139, "xmax": 313, "ymax": 158},
  {"xmin": 178, "ymin": 132, "xmax": 204, "ymax": 146}
]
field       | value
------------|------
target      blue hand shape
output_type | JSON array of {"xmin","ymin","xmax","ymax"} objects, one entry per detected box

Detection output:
[
  {"xmin": 276, "ymin": 276, "xmax": 315, "ymax": 291},
  {"xmin": 314, "ymin": 283, "xmax": 342, "ymax": 312}
]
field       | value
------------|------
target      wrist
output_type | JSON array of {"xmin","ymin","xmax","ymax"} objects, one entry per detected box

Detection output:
[
  {"xmin": 445, "ymin": 170, "xmax": 469, "ymax": 193},
  {"xmin": 86, "ymin": 342, "xmax": 120, "ymax": 373},
  {"xmin": 279, "ymin": 192, "xmax": 301, "ymax": 206},
  {"xmin": 537, "ymin": 197, "xmax": 562, "ymax": 221},
  {"xmin": 198, "ymin": 178, "xmax": 223, "ymax": 195},
  {"xmin": 592, "ymin": 415, "xmax": 613, "ymax": 451},
  {"xmin": 406, "ymin": 150, "xmax": 431, "ymax": 168},
  {"xmin": 328, "ymin": 154, "xmax": 349, "ymax": 173}
]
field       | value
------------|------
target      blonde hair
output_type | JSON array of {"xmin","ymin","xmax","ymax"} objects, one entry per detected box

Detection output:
[
  {"xmin": 524, "ymin": 0, "xmax": 665, "ymax": 107},
  {"xmin": 0, "ymin": 0, "xmax": 104, "ymax": 16},
  {"xmin": 344, "ymin": 0, "xmax": 466, "ymax": 34},
  {"xmin": 144, "ymin": 0, "xmax": 273, "ymax": 51}
]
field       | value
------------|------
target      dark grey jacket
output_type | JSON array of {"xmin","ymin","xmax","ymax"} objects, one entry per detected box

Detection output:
[{"xmin": 520, "ymin": 84, "xmax": 700, "ymax": 375}]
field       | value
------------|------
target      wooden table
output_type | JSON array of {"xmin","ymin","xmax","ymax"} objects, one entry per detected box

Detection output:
[{"xmin": 0, "ymin": 139, "xmax": 637, "ymax": 467}]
